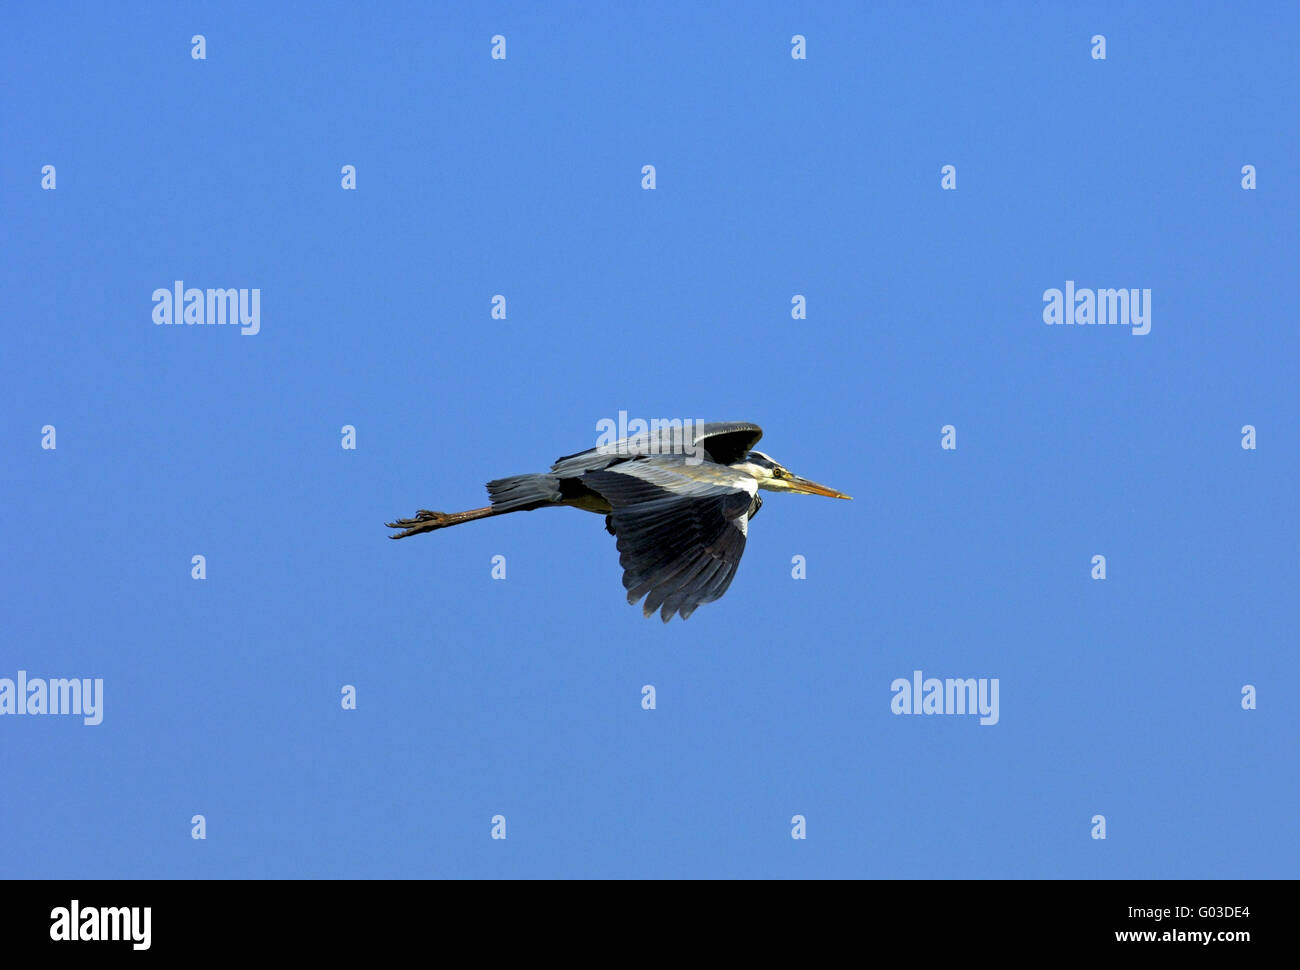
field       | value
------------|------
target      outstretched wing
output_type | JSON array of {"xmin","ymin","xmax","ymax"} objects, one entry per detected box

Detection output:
[
  {"xmin": 582, "ymin": 456, "xmax": 758, "ymax": 622},
  {"xmin": 550, "ymin": 422, "xmax": 763, "ymax": 477}
]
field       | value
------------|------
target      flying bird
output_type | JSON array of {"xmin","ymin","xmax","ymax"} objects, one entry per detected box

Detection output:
[{"xmin": 386, "ymin": 422, "xmax": 851, "ymax": 622}]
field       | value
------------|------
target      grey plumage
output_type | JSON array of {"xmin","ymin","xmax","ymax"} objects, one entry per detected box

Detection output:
[
  {"xmin": 547, "ymin": 422, "xmax": 764, "ymax": 478},
  {"xmin": 582, "ymin": 456, "xmax": 757, "ymax": 621},
  {"xmin": 485, "ymin": 474, "xmax": 563, "ymax": 512},
  {"xmin": 485, "ymin": 422, "xmax": 762, "ymax": 515},
  {"xmin": 386, "ymin": 421, "xmax": 850, "ymax": 622}
]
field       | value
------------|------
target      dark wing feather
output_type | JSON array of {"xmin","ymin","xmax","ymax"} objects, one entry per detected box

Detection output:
[
  {"xmin": 582, "ymin": 457, "xmax": 757, "ymax": 622},
  {"xmin": 550, "ymin": 422, "xmax": 763, "ymax": 477},
  {"xmin": 696, "ymin": 422, "xmax": 765, "ymax": 465}
]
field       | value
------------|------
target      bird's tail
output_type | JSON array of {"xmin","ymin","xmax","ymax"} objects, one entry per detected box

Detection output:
[{"xmin": 485, "ymin": 474, "xmax": 563, "ymax": 511}]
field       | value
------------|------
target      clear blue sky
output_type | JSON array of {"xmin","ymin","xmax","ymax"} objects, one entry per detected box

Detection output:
[{"xmin": 3, "ymin": 1, "xmax": 1296, "ymax": 878}]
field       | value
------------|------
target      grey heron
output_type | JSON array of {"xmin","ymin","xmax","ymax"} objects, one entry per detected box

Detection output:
[{"xmin": 386, "ymin": 422, "xmax": 851, "ymax": 622}]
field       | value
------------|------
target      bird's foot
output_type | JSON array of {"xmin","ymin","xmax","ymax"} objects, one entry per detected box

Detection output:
[{"xmin": 385, "ymin": 510, "xmax": 452, "ymax": 539}]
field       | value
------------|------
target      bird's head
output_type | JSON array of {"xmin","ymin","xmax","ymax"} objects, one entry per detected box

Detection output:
[{"xmin": 731, "ymin": 451, "xmax": 852, "ymax": 499}]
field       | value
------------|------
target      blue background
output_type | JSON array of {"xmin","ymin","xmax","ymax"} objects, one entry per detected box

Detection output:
[{"xmin": 2, "ymin": 1, "xmax": 1296, "ymax": 878}]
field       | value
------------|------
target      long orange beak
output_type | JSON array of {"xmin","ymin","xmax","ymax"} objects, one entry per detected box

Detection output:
[{"xmin": 788, "ymin": 475, "xmax": 853, "ymax": 500}]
